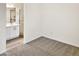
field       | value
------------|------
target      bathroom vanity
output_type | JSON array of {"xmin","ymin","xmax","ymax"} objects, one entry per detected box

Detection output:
[
  {"xmin": 6, "ymin": 5, "xmax": 20, "ymax": 40},
  {"xmin": 6, "ymin": 24, "xmax": 19, "ymax": 40}
]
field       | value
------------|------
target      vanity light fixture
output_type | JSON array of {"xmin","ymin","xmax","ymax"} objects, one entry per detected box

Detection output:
[{"xmin": 6, "ymin": 4, "xmax": 15, "ymax": 8}]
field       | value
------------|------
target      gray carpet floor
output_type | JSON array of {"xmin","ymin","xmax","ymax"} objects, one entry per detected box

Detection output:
[{"xmin": 1, "ymin": 37, "xmax": 79, "ymax": 56}]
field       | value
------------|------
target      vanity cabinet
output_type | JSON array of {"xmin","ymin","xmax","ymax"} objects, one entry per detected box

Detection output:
[{"xmin": 6, "ymin": 24, "xmax": 19, "ymax": 40}]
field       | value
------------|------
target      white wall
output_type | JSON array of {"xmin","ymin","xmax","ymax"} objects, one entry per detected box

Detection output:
[
  {"xmin": 24, "ymin": 4, "xmax": 41, "ymax": 43},
  {"xmin": 0, "ymin": 4, "xmax": 6, "ymax": 54},
  {"xmin": 42, "ymin": 3, "xmax": 79, "ymax": 47}
]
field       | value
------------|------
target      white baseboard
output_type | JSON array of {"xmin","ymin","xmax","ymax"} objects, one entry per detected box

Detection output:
[
  {"xmin": 43, "ymin": 35, "xmax": 79, "ymax": 48},
  {"xmin": 24, "ymin": 35, "xmax": 79, "ymax": 47},
  {"xmin": 24, "ymin": 35, "xmax": 42, "ymax": 44},
  {"xmin": 0, "ymin": 49, "xmax": 6, "ymax": 54}
]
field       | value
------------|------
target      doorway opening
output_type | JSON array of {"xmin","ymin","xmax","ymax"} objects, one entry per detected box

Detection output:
[{"xmin": 6, "ymin": 3, "xmax": 24, "ymax": 49}]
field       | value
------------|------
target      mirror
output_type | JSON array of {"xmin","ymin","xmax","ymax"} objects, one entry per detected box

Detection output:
[
  {"xmin": 6, "ymin": 4, "xmax": 20, "ymax": 25},
  {"xmin": 10, "ymin": 8, "xmax": 16, "ymax": 24},
  {"xmin": 7, "ymin": 7, "xmax": 16, "ymax": 24}
]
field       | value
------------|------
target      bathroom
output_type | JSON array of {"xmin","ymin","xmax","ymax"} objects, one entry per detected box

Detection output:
[{"xmin": 6, "ymin": 3, "xmax": 24, "ymax": 49}]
